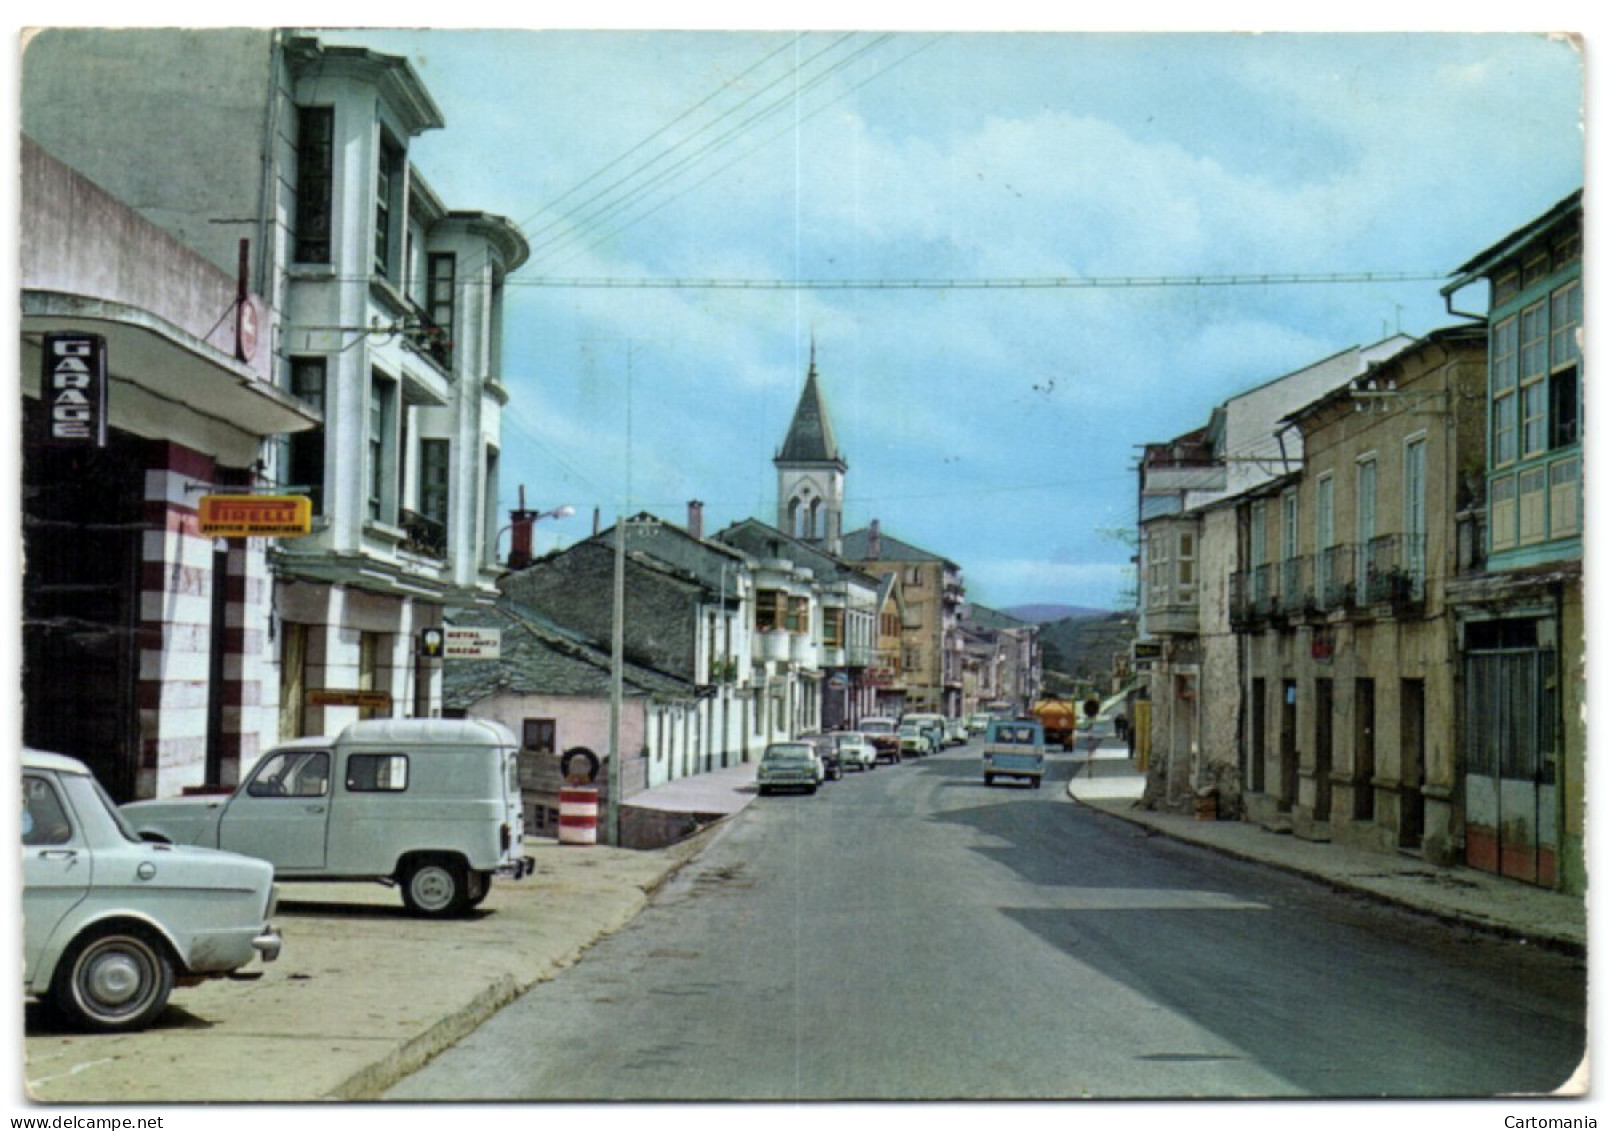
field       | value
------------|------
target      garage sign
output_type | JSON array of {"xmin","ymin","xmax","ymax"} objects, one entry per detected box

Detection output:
[
  {"xmin": 199, "ymin": 494, "xmax": 313, "ymax": 537},
  {"xmin": 41, "ymin": 332, "xmax": 108, "ymax": 448}
]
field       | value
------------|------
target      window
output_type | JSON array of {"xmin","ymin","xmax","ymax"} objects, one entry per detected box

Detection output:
[
  {"xmin": 425, "ymin": 253, "xmax": 455, "ymax": 369},
  {"xmin": 286, "ymin": 357, "xmax": 326, "ymax": 513},
  {"xmin": 1518, "ymin": 467, "xmax": 1547, "ymax": 545},
  {"xmin": 1315, "ymin": 474, "xmax": 1336, "ymax": 605},
  {"xmin": 1281, "ymin": 491, "xmax": 1299, "ymax": 559},
  {"xmin": 787, "ymin": 595, "xmax": 809, "ymax": 635},
  {"xmin": 1147, "ymin": 529, "xmax": 1170, "ymax": 607},
  {"xmin": 1490, "ymin": 474, "xmax": 1517, "ymax": 551},
  {"xmin": 1518, "ymin": 301, "xmax": 1548, "ymax": 458},
  {"xmin": 523, "ymin": 718, "xmax": 557, "ymax": 754},
  {"xmin": 1175, "ymin": 528, "xmax": 1197, "ymax": 605},
  {"xmin": 368, "ymin": 372, "xmax": 397, "ymax": 522},
  {"xmin": 1550, "ymin": 457, "xmax": 1581, "ymax": 539},
  {"xmin": 346, "ymin": 754, "xmax": 409, "ymax": 792},
  {"xmin": 823, "ymin": 607, "xmax": 845, "ymax": 647},
  {"xmin": 1403, "ymin": 437, "xmax": 1427, "ymax": 594},
  {"xmin": 419, "ymin": 438, "xmax": 450, "ymax": 529},
  {"xmin": 903, "ymin": 647, "xmax": 922, "ymax": 672},
  {"xmin": 756, "ymin": 589, "xmax": 784, "ymax": 632},
  {"xmin": 22, "ymin": 775, "xmax": 72, "ymax": 846},
  {"xmin": 294, "ymin": 107, "xmax": 333, "ymax": 264},
  {"xmin": 374, "ymin": 136, "xmax": 403, "ymax": 278},
  {"xmin": 904, "ymin": 565, "xmax": 923, "ymax": 587},
  {"xmin": 1356, "ymin": 457, "xmax": 1377, "ymax": 592},
  {"xmin": 1490, "ymin": 316, "xmax": 1517, "ymax": 466},
  {"xmin": 1549, "ymin": 367, "xmax": 1579, "ymax": 449},
  {"xmin": 247, "ymin": 751, "xmax": 331, "ymax": 798},
  {"xmin": 482, "ymin": 446, "xmax": 500, "ymax": 568}
]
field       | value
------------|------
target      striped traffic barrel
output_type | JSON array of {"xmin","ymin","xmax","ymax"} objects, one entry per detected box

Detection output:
[{"xmin": 558, "ymin": 786, "xmax": 599, "ymax": 845}]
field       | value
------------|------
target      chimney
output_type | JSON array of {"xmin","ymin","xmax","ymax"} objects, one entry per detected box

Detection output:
[
  {"xmin": 507, "ymin": 485, "xmax": 534, "ymax": 570},
  {"xmin": 687, "ymin": 500, "xmax": 705, "ymax": 541},
  {"xmin": 869, "ymin": 518, "xmax": 882, "ymax": 560}
]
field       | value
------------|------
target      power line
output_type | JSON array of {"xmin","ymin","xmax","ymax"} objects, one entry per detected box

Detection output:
[{"xmin": 511, "ymin": 270, "xmax": 1449, "ymax": 290}]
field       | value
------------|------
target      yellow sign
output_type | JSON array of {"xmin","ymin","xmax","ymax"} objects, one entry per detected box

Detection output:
[
  {"xmin": 199, "ymin": 494, "xmax": 312, "ymax": 537},
  {"xmin": 306, "ymin": 689, "xmax": 393, "ymax": 710}
]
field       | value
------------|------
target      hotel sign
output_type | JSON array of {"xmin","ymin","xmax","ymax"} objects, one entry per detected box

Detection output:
[
  {"xmin": 199, "ymin": 494, "xmax": 312, "ymax": 537},
  {"xmin": 306, "ymin": 689, "xmax": 393, "ymax": 711},
  {"xmin": 41, "ymin": 332, "xmax": 108, "ymax": 447}
]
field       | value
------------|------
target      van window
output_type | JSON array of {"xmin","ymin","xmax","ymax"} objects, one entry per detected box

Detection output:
[
  {"xmin": 248, "ymin": 751, "xmax": 331, "ymax": 798},
  {"xmin": 346, "ymin": 753, "xmax": 409, "ymax": 793}
]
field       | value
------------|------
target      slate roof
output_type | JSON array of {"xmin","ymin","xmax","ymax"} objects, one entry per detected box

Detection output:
[
  {"xmin": 441, "ymin": 599, "xmax": 693, "ymax": 712},
  {"xmin": 714, "ymin": 517, "xmax": 880, "ymax": 589},
  {"xmin": 840, "ymin": 526, "xmax": 956, "ymax": 567},
  {"xmin": 581, "ymin": 512, "xmax": 752, "ymax": 597},
  {"xmin": 776, "ymin": 358, "xmax": 845, "ymax": 467},
  {"xmin": 964, "ymin": 603, "xmax": 1032, "ymax": 631}
]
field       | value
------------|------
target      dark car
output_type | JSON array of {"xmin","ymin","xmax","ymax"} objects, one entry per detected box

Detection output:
[{"xmin": 807, "ymin": 734, "xmax": 844, "ymax": 781}]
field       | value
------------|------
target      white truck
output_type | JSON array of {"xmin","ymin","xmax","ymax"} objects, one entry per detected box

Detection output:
[{"xmin": 122, "ymin": 718, "xmax": 532, "ymax": 918}]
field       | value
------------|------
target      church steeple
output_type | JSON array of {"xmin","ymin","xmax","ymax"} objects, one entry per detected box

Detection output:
[{"xmin": 775, "ymin": 340, "xmax": 847, "ymax": 554}]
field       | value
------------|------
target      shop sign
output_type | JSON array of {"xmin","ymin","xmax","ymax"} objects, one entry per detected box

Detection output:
[
  {"xmin": 306, "ymin": 689, "xmax": 393, "ymax": 710},
  {"xmin": 445, "ymin": 627, "xmax": 502, "ymax": 660},
  {"xmin": 199, "ymin": 494, "xmax": 313, "ymax": 537},
  {"xmin": 41, "ymin": 332, "xmax": 108, "ymax": 447}
]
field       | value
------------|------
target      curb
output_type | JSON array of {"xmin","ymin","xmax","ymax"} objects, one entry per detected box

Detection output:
[{"xmin": 325, "ymin": 821, "xmax": 726, "ymax": 1101}]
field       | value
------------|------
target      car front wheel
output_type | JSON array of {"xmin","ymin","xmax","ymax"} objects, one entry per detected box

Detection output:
[
  {"xmin": 401, "ymin": 856, "xmax": 471, "ymax": 918},
  {"xmin": 52, "ymin": 926, "xmax": 176, "ymax": 1032}
]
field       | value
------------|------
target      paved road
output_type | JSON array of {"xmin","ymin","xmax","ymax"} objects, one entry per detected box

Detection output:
[{"xmin": 388, "ymin": 743, "xmax": 1586, "ymax": 1101}]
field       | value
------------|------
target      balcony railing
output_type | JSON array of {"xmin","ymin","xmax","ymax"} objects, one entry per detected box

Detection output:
[
  {"xmin": 403, "ymin": 308, "xmax": 453, "ymax": 372},
  {"xmin": 399, "ymin": 509, "xmax": 447, "ymax": 559},
  {"xmin": 1315, "ymin": 543, "xmax": 1354, "ymax": 611},
  {"xmin": 1278, "ymin": 555, "xmax": 1312, "ymax": 617},
  {"xmin": 1358, "ymin": 534, "xmax": 1427, "ymax": 608}
]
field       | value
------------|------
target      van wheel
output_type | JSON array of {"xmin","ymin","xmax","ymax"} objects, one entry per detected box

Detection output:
[
  {"xmin": 401, "ymin": 856, "xmax": 471, "ymax": 918},
  {"xmin": 52, "ymin": 926, "xmax": 175, "ymax": 1032},
  {"xmin": 466, "ymin": 871, "xmax": 492, "ymax": 908}
]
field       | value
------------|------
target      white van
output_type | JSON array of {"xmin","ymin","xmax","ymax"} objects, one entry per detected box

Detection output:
[{"xmin": 123, "ymin": 719, "xmax": 531, "ymax": 918}]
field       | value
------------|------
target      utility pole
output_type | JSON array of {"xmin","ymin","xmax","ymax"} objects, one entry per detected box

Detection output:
[{"xmin": 608, "ymin": 515, "xmax": 626, "ymax": 846}]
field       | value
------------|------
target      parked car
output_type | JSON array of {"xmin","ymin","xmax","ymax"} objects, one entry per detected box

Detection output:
[
  {"xmin": 807, "ymin": 734, "xmax": 845, "ymax": 781},
  {"xmin": 966, "ymin": 712, "xmax": 993, "ymax": 736},
  {"xmin": 23, "ymin": 749, "xmax": 282, "ymax": 1032},
  {"xmin": 982, "ymin": 718, "xmax": 1047, "ymax": 788},
  {"xmin": 904, "ymin": 713, "xmax": 951, "ymax": 752},
  {"xmin": 122, "ymin": 718, "xmax": 532, "ymax": 919},
  {"xmin": 757, "ymin": 742, "xmax": 825, "ymax": 795},
  {"xmin": 834, "ymin": 732, "xmax": 879, "ymax": 772},
  {"xmin": 944, "ymin": 718, "xmax": 969, "ymax": 746},
  {"xmin": 859, "ymin": 717, "xmax": 903, "ymax": 763},
  {"xmin": 898, "ymin": 722, "xmax": 935, "ymax": 758}
]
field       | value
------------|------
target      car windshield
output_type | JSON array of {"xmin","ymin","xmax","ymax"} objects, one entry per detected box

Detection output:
[
  {"xmin": 836, "ymin": 734, "xmax": 864, "ymax": 747},
  {"xmin": 862, "ymin": 721, "xmax": 894, "ymax": 734},
  {"xmin": 899, "ymin": 724, "xmax": 919, "ymax": 734},
  {"xmin": 764, "ymin": 745, "xmax": 814, "ymax": 762}
]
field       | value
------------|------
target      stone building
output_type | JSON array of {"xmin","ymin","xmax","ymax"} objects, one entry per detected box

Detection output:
[{"xmin": 1233, "ymin": 327, "xmax": 1488, "ymax": 862}]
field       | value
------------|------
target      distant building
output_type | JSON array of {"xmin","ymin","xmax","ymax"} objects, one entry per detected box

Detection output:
[{"xmin": 959, "ymin": 604, "xmax": 1042, "ymax": 716}]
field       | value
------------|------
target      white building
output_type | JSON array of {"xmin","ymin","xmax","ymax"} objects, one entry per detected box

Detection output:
[{"xmin": 23, "ymin": 29, "xmax": 528, "ymax": 791}]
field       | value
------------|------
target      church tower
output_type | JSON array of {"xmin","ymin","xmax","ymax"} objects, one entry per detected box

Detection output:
[{"xmin": 775, "ymin": 343, "xmax": 847, "ymax": 555}]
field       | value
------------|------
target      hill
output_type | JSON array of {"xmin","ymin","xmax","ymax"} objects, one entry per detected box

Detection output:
[
  {"xmin": 1004, "ymin": 603, "xmax": 1110, "ymax": 624},
  {"xmin": 1036, "ymin": 610, "xmax": 1136, "ymax": 694}
]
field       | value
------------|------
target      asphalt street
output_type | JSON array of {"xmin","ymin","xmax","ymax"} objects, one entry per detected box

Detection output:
[{"xmin": 387, "ymin": 742, "xmax": 1586, "ymax": 1101}]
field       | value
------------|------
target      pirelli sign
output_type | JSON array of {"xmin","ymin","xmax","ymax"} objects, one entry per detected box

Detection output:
[
  {"xmin": 40, "ymin": 332, "xmax": 109, "ymax": 447},
  {"xmin": 199, "ymin": 494, "xmax": 313, "ymax": 537}
]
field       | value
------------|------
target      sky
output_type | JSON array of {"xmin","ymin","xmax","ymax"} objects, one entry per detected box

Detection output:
[{"xmin": 299, "ymin": 23, "xmax": 1588, "ymax": 613}]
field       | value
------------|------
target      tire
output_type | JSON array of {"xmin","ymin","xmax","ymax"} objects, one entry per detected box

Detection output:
[
  {"xmin": 984, "ymin": 773, "xmax": 994, "ymax": 787},
  {"xmin": 466, "ymin": 871, "xmax": 492, "ymax": 908},
  {"xmin": 51, "ymin": 926, "xmax": 175, "ymax": 1032},
  {"xmin": 759, "ymin": 784, "xmax": 771, "ymax": 797},
  {"xmin": 401, "ymin": 855, "xmax": 472, "ymax": 918},
  {"xmin": 806, "ymin": 784, "xmax": 818, "ymax": 795}
]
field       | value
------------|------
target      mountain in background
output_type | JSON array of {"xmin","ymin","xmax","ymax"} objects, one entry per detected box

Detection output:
[
  {"xmin": 1003, "ymin": 603, "xmax": 1109, "ymax": 624},
  {"xmin": 1036, "ymin": 610, "xmax": 1136, "ymax": 695}
]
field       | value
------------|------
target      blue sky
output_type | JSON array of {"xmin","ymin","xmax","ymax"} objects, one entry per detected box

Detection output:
[{"xmin": 288, "ymin": 27, "xmax": 1582, "ymax": 609}]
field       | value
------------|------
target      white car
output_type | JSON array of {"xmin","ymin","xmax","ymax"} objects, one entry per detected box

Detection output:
[
  {"xmin": 944, "ymin": 718, "xmax": 969, "ymax": 746},
  {"xmin": 756, "ymin": 742, "xmax": 825, "ymax": 795},
  {"xmin": 834, "ymin": 732, "xmax": 879, "ymax": 772},
  {"xmin": 23, "ymin": 749, "xmax": 282, "ymax": 1032}
]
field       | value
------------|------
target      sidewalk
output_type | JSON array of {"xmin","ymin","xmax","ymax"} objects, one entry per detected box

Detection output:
[
  {"xmin": 20, "ymin": 832, "xmax": 715, "ymax": 1104},
  {"xmin": 1065, "ymin": 745, "xmax": 1586, "ymax": 955}
]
